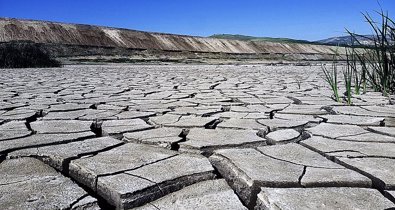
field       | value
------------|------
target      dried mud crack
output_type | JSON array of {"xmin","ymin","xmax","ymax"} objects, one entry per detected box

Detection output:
[{"xmin": 1, "ymin": 64, "xmax": 395, "ymax": 210}]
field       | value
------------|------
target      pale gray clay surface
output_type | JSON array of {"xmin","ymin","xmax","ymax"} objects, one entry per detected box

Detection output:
[{"xmin": 1, "ymin": 65, "xmax": 394, "ymax": 209}]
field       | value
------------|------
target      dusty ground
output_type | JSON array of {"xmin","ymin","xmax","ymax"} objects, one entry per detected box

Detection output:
[{"xmin": 1, "ymin": 64, "xmax": 395, "ymax": 209}]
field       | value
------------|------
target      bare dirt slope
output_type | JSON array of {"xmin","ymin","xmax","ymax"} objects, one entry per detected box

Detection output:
[{"xmin": 0, "ymin": 18, "xmax": 343, "ymax": 62}]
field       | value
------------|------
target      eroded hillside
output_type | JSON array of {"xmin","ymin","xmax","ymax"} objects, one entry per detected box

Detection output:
[{"xmin": 0, "ymin": 18, "xmax": 345, "ymax": 63}]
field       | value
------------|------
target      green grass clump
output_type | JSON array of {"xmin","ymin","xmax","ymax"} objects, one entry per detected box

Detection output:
[
  {"xmin": 343, "ymin": 59, "xmax": 353, "ymax": 105},
  {"xmin": 323, "ymin": 8, "xmax": 394, "ymax": 105},
  {"xmin": 345, "ymin": 47, "xmax": 366, "ymax": 95},
  {"xmin": 345, "ymin": 9, "xmax": 394, "ymax": 96},
  {"xmin": 322, "ymin": 54, "xmax": 340, "ymax": 102}
]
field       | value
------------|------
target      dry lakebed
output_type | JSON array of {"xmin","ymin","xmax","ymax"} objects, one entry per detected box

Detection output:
[{"xmin": 1, "ymin": 64, "xmax": 395, "ymax": 210}]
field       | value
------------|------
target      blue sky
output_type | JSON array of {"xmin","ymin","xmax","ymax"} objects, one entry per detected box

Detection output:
[{"xmin": 0, "ymin": 0, "xmax": 393, "ymax": 41}]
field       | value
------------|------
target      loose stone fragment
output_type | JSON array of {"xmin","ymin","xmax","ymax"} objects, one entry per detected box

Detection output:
[
  {"xmin": 255, "ymin": 187, "xmax": 394, "ymax": 210},
  {"xmin": 0, "ymin": 158, "xmax": 99, "ymax": 210},
  {"xmin": 135, "ymin": 179, "xmax": 248, "ymax": 210}
]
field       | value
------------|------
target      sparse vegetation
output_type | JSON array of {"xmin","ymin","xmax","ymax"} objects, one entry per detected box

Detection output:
[
  {"xmin": 0, "ymin": 42, "xmax": 62, "ymax": 68},
  {"xmin": 323, "ymin": 9, "xmax": 394, "ymax": 104},
  {"xmin": 343, "ymin": 60, "xmax": 353, "ymax": 105},
  {"xmin": 345, "ymin": 9, "xmax": 394, "ymax": 96},
  {"xmin": 322, "ymin": 58, "xmax": 340, "ymax": 102},
  {"xmin": 295, "ymin": 76, "xmax": 303, "ymax": 89},
  {"xmin": 345, "ymin": 47, "xmax": 366, "ymax": 95}
]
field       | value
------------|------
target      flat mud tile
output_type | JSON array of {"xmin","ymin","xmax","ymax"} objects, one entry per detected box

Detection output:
[
  {"xmin": 255, "ymin": 188, "xmax": 394, "ymax": 210},
  {"xmin": 210, "ymin": 143, "xmax": 370, "ymax": 208},
  {"xmin": 134, "ymin": 179, "xmax": 247, "ymax": 210},
  {"xmin": 0, "ymin": 158, "xmax": 99, "ymax": 210},
  {"xmin": 96, "ymin": 153, "xmax": 215, "ymax": 209}
]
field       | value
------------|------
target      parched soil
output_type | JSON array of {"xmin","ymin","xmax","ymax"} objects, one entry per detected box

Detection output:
[{"xmin": 1, "ymin": 64, "xmax": 394, "ymax": 209}]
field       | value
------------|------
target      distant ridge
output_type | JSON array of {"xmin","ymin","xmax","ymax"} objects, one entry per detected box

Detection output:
[
  {"xmin": 317, "ymin": 35, "xmax": 375, "ymax": 46},
  {"xmin": 0, "ymin": 17, "xmax": 346, "ymax": 61},
  {"xmin": 210, "ymin": 33, "xmax": 379, "ymax": 47},
  {"xmin": 209, "ymin": 34, "xmax": 317, "ymax": 45}
]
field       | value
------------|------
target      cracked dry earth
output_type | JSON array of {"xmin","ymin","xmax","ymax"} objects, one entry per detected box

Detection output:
[{"xmin": 1, "ymin": 64, "xmax": 395, "ymax": 210}]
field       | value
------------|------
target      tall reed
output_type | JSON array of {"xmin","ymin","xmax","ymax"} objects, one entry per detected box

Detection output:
[
  {"xmin": 343, "ymin": 57, "xmax": 353, "ymax": 105},
  {"xmin": 345, "ymin": 10, "xmax": 394, "ymax": 96},
  {"xmin": 322, "ymin": 51, "xmax": 340, "ymax": 102}
]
